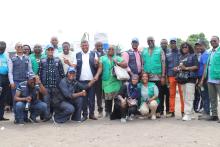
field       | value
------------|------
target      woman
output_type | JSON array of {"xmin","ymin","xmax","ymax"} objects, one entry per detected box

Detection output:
[
  {"xmin": 23, "ymin": 45, "xmax": 32, "ymax": 56},
  {"xmin": 177, "ymin": 42, "xmax": 199, "ymax": 121},
  {"xmin": 94, "ymin": 45, "xmax": 127, "ymax": 118},
  {"xmin": 111, "ymin": 74, "xmax": 139, "ymax": 123},
  {"xmin": 138, "ymin": 73, "xmax": 159, "ymax": 120}
]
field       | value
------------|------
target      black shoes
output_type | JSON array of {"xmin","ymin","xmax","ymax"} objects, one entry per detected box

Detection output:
[
  {"xmin": 0, "ymin": 117, "xmax": 9, "ymax": 121},
  {"xmin": 89, "ymin": 115, "xmax": 98, "ymax": 120},
  {"xmin": 206, "ymin": 116, "xmax": 219, "ymax": 121},
  {"xmin": 81, "ymin": 117, "xmax": 88, "ymax": 122}
]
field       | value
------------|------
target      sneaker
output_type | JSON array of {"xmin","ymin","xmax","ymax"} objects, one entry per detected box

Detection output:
[
  {"xmin": 166, "ymin": 112, "xmax": 175, "ymax": 118},
  {"xmin": 120, "ymin": 118, "xmax": 127, "ymax": 123},
  {"xmin": 24, "ymin": 118, "xmax": 32, "ymax": 123},
  {"xmin": 198, "ymin": 114, "xmax": 210, "ymax": 120},
  {"xmin": 0, "ymin": 117, "xmax": 9, "ymax": 121},
  {"xmin": 105, "ymin": 112, "xmax": 110, "ymax": 118},
  {"xmin": 81, "ymin": 116, "xmax": 88, "ymax": 122},
  {"xmin": 98, "ymin": 112, "xmax": 103, "ymax": 118},
  {"xmin": 206, "ymin": 116, "xmax": 219, "ymax": 121},
  {"xmin": 14, "ymin": 120, "xmax": 25, "ymax": 125},
  {"xmin": 30, "ymin": 117, "xmax": 39, "ymax": 123},
  {"xmin": 156, "ymin": 113, "xmax": 161, "ymax": 118},
  {"xmin": 128, "ymin": 114, "xmax": 134, "ymax": 121},
  {"xmin": 151, "ymin": 114, "xmax": 156, "ymax": 120},
  {"xmin": 182, "ymin": 115, "xmax": 192, "ymax": 121}
]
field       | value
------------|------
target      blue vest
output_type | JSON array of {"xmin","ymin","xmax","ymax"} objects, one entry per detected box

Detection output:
[
  {"xmin": 76, "ymin": 51, "xmax": 97, "ymax": 81},
  {"xmin": 127, "ymin": 50, "xmax": 140, "ymax": 74},
  {"xmin": 18, "ymin": 81, "xmax": 39, "ymax": 103},
  {"xmin": 11, "ymin": 56, "xmax": 29, "ymax": 82},
  {"xmin": 40, "ymin": 57, "xmax": 61, "ymax": 87},
  {"xmin": 166, "ymin": 49, "xmax": 181, "ymax": 76},
  {"xmin": 180, "ymin": 53, "xmax": 198, "ymax": 79},
  {"xmin": 0, "ymin": 53, "xmax": 8, "ymax": 75}
]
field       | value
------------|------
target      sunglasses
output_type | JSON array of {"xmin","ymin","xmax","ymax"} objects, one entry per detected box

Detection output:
[{"xmin": 210, "ymin": 40, "xmax": 217, "ymax": 43}]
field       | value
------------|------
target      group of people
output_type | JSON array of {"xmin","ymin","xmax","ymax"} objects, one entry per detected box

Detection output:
[{"xmin": 0, "ymin": 35, "xmax": 220, "ymax": 125}]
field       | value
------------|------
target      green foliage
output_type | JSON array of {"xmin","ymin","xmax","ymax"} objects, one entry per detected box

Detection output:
[{"xmin": 186, "ymin": 33, "xmax": 210, "ymax": 49}]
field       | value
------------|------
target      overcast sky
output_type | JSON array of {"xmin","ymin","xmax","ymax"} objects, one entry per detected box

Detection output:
[{"xmin": 0, "ymin": 0, "xmax": 219, "ymax": 50}]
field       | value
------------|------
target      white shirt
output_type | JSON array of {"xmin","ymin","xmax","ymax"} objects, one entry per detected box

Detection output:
[
  {"xmin": 59, "ymin": 51, "xmax": 76, "ymax": 74},
  {"xmin": 79, "ymin": 50, "xmax": 97, "ymax": 81}
]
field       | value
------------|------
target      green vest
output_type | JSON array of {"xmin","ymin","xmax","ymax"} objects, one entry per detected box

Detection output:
[
  {"xmin": 101, "ymin": 55, "xmax": 121, "ymax": 81},
  {"xmin": 138, "ymin": 82, "xmax": 159, "ymax": 107},
  {"xmin": 209, "ymin": 47, "xmax": 220, "ymax": 80},
  {"xmin": 142, "ymin": 47, "xmax": 162, "ymax": 74}
]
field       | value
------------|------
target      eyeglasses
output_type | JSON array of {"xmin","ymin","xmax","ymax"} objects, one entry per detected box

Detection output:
[
  {"xmin": 210, "ymin": 40, "xmax": 217, "ymax": 43},
  {"xmin": 182, "ymin": 46, "xmax": 188, "ymax": 49}
]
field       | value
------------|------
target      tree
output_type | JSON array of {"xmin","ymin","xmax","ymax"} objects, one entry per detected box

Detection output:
[
  {"xmin": 176, "ymin": 38, "xmax": 184, "ymax": 48},
  {"xmin": 186, "ymin": 33, "xmax": 210, "ymax": 48}
]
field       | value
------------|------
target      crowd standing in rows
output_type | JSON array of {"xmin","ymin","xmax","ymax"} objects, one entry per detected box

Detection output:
[{"xmin": 0, "ymin": 35, "xmax": 220, "ymax": 124}]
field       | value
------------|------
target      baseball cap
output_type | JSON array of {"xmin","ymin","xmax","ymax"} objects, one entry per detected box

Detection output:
[
  {"xmin": 131, "ymin": 37, "xmax": 139, "ymax": 43},
  {"xmin": 170, "ymin": 37, "xmax": 177, "ymax": 42},
  {"xmin": 67, "ymin": 66, "xmax": 76, "ymax": 73},
  {"xmin": 195, "ymin": 40, "xmax": 206, "ymax": 46},
  {"xmin": 45, "ymin": 44, "xmax": 54, "ymax": 50},
  {"xmin": 27, "ymin": 72, "xmax": 35, "ymax": 80}
]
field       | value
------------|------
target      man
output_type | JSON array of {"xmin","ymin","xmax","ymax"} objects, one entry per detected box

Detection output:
[
  {"xmin": 166, "ymin": 38, "xmax": 184, "ymax": 117},
  {"xmin": 76, "ymin": 40, "xmax": 98, "ymax": 121},
  {"xmin": 160, "ymin": 39, "xmax": 170, "ymax": 116},
  {"xmin": 38, "ymin": 45, "xmax": 65, "ymax": 116},
  {"xmin": 141, "ymin": 36, "xmax": 166, "ymax": 118},
  {"xmin": 0, "ymin": 41, "xmax": 10, "ymax": 121},
  {"xmin": 205, "ymin": 36, "xmax": 220, "ymax": 122},
  {"xmin": 8, "ymin": 42, "xmax": 33, "ymax": 97},
  {"xmin": 56, "ymin": 67, "xmax": 95, "ymax": 123},
  {"xmin": 94, "ymin": 42, "xmax": 105, "ymax": 118},
  {"xmin": 194, "ymin": 40, "xmax": 210, "ymax": 120},
  {"xmin": 50, "ymin": 36, "xmax": 63, "ymax": 57},
  {"xmin": 59, "ymin": 42, "xmax": 76, "ymax": 74},
  {"xmin": 30, "ymin": 44, "xmax": 46, "ymax": 74},
  {"xmin": 14, "ymin": 72, "xmax": 49, "ymax": 124},
  {"xmin": 122, "ymin": 38, "xmax": 142, "ymax": 76}
]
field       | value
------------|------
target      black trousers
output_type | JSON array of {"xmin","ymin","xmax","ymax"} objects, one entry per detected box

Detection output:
[
  {"xmin": 95, "ymin": 78, "xmax": 104, "ymax": 113},
  {"xmin": 0, "ymin": 74, "xmax": 10, "ymax": 118},
  {"xmin": 160, "ymin": 84, "xmax": 170, "ymax": 113}
]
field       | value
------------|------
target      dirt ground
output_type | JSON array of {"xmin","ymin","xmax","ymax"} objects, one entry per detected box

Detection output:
[{"xmin": 1, "ymin": 98, "xmax": 220, "ymax": 147}]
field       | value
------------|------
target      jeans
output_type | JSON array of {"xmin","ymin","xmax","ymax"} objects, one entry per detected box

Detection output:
[
  {"xmin": 54, "ymin": 101, "xmax": 74, "ymax": 123},
  {"xmin": 69, "ymin": 97, "xmax": 83, "ymax": 121},
  {"xmin": 43, "ymin": 87, "xmax": 60, "ymax": 114},
  {"xmin": 15, "ymin": 100, "xmax": 48, "ymax": 121},
  {"xmin": 0, "ymin": 74, "xmax": 10, "ymax": 118},
  {"xmin": 181, "ymin": 83, "xmax": 195, "ymax": 115},
  {"xmin": 80, "ymin": 81, "xmax": 95, "ymax": 117},
  {"xmin": 208, "ymin": 83, "xmax": 220, "ymax": 116}
]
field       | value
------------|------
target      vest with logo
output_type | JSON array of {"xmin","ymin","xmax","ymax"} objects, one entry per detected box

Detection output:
[
  {"xmin": 142, "ymin": 47, "xmax": 162, "ymax": 75},
  {"xmin": 209, "ymin": 47, "xmax": 220, "ymax": 80},
  {"xmin": 11, "ymin": 55, "xmax": 29, "ymax": 82},
  {"xmin": 76, "ymin": 51, "xmax": 97, "ymax": 81}
]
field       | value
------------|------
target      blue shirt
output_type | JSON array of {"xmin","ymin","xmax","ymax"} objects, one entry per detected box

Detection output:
[
  {"xmin": 0, "ymin": 53, "xmax": 9, "ymax": 75},
  {"xmin": 198, "ymin": 50, "xmax": 209, "ymax": 77}
]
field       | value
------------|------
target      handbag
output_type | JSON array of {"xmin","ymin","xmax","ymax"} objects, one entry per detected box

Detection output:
[
  {"xmin": 113, "ymin": 65, "xmax": 130, "ymax": 80},
  {"xmin": 175, "ymin": 70, "xmax": 190, "ymax": 84}
]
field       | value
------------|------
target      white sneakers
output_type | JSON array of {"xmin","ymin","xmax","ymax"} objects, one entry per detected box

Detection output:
[
  {"xmin": 151, "ymin": 114, "xmax": 156, "ymax": 120},
  {"xmin": 120, "ymin": 118, "xmax": 127, "ymax": 123},
  {"xmin": 182, "ymin": 114, "xmax": 192, "ymax": 121}
]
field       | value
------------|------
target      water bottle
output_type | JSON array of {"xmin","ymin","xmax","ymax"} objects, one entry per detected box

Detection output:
[{"xmin": 25, "ymin": 102, "xmax": 30, "ymax": 111}]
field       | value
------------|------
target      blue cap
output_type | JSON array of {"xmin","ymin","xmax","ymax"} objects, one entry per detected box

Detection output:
[
  {"xmin": 132, "ymin": 37, "xmax": 139, "ymax": 43},
  {"xmin": 45, "ymin": 44, "xmax": 54, "ymax": 50},
  {"xmin": 27, "ymin": 72, "xmax": 35, "ymax": 80},
  {"xmin": 67, "ymin": 66, "xmax": 76, "ymax": 73},
  {"xmin": 170, "ymin": 37, "xmax": 177, "ymax": 42}
]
